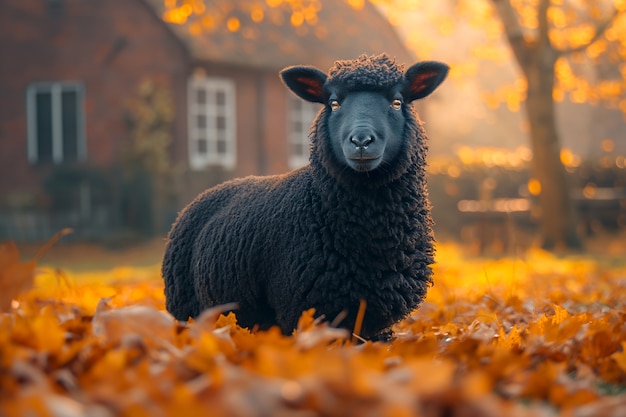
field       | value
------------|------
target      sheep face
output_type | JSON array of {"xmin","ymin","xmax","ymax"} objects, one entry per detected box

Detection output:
[
  {"xmin": 326, "ymin": 89, "xmax": 406, "ymax": 173},
  {"xmin": 281, "ymin": 55, "xmax": 448, "ymax": 182}
]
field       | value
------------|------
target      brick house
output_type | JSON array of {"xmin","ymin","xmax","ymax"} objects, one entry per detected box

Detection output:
[{"xmin": 0, "ymin": 0, "xmax": 413, "ymax": 241}]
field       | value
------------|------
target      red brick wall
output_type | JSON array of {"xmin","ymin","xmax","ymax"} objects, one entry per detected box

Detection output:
[
  {"xmin": 262, "ymin": 72, "xmax": 291, "ymax": 175},
  {"xmin": 0, "ymin": 0, "xmax": 189, "ymax": 206}
]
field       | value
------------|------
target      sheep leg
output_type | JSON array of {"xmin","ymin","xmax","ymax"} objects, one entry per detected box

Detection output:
[
  {"xmin": 234, "ymin": 302, "xmax": 280, "ymax": 333},
  {"xmin": 162, "ymin": 236, "xmax": 201, "ymax": 321}
]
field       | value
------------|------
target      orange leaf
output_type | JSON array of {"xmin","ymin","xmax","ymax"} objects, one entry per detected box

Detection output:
[
  {"xmin": 31, "ymin": 305, "xmax": 66, "ymax": 352},
  {"xmin": 0, "ymin": 242, "xmax": 37, "ymax": 311},
  {"xmin": 92, "ymin": 303, "xmax": 177, "ymax": 350},
  {"xmin": 296, "ymin": 308, "xmax": 317, "ymax": 332},
  {"xmin": 496, "ymin": 324, "xmax": 523, "ymax": 350},
  {"xmin": 0, "ymin": 229, "xmax": 71, "ymax": 311},
  {"xmin": 405, "ymin": 358, "xmax": 456, "ymax": 396},
  {"xmin": 352, "ymin": 298, "xmax": 367, "ymax": 343},
  {"xmin": 611, "ymin": 342, "xmax": 626, "ymax": 373}
]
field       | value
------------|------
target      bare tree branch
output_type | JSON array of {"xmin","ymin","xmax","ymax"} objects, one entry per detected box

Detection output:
[
  {"xmin": 490, "ymin": 0, "xmax": 523, "ymax": 39},
  {"xmin": 557, "ymin": 8, "xmax": 622, "ymax": 56},
  {"xmin": 490, "ymin": 0, "xmax": 532, "ymax": 71},
  {"xmin": 537, "ymin": 0, "xmax": 551, "ymax": 47}
]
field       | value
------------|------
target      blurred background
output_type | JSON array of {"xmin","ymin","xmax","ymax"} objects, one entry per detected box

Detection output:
[{"xmin": 0, "ymin": 0, "xmax": 624, "ymax": 261}]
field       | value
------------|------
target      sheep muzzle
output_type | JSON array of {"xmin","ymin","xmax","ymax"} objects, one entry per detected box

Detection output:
[{"xmin": 343, "ymin": 126, "xmax": 384, "ymax": 172}]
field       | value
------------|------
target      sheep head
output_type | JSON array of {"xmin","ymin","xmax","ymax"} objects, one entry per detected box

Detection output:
[{"xmin": 280, "ymin": 54, "xmax": 448, "ymax": 185}]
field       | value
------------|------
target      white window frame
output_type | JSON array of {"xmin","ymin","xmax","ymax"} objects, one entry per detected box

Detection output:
[
  {"xmin": 288, "ymin": 94, "xmax": 319, "ymax": 169},
  {"xmin": 26, "ymin": 81, "xmax": 86, "ymax": 164},
  {"xmin": 188, "ymin": 77, "xmax": 236, "ymax": 170}
]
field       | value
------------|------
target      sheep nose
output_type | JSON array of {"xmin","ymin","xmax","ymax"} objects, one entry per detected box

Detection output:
[{"xmin": 350, "ymin": 135, "xmax": 374, "ymax": 149}]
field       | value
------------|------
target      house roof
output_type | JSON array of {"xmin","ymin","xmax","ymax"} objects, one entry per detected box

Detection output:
[{"xmin": 142, "ymin": 0, "xmax": 415, "ymax": 71}]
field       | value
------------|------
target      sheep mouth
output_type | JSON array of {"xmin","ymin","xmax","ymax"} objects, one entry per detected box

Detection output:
[{"xmin": 347, "ymin": 155, "xmax": 383, "ymax": 172}]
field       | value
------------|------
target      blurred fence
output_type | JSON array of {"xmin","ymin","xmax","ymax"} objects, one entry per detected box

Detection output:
[
  {"xmin": 428, "ymin": 162, "xmax": 626, "ymax": 254},
  {"xmin": 0, "ymin": 207, "xmax": 114, "ymax": 242}
]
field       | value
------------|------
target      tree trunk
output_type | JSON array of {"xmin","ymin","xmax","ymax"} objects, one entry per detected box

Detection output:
[
  {"xmin": 490, "ymin": 0, "xmax": 583, "ymax": 249},
  {"xmin": 524, "ymin": 55, "xmax": 582, "ymax": 249}
]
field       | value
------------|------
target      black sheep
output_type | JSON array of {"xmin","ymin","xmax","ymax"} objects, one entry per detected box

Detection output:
[{"xmin": 162, "ymin": 54, "xmax": 448, "ymax": 340}]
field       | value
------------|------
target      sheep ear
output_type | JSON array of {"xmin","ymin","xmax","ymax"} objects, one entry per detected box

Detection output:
[
  {"xmin": 403, "ymin": 61, "xmax": 449, "ymax": 102},
  {"xmin": 280, "ymin": 66, "xmax": 327, "ymax": 104}
]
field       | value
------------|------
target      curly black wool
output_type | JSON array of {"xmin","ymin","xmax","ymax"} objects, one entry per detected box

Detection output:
[
  {"xmin": 162, "ymin": 54, "xmax": 448, "ymax": 341},
  {"xmin": 327, "ymin": 54, "xmax": 405, "ymax": 90}
]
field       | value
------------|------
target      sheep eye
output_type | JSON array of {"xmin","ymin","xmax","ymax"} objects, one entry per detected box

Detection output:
[
  {"xmin": 329, "ymin": 99, "xmax": 341, "ymax": 111},
  {"xmin": 391, "ymin": 99, "xmax": 402, "ymax": 110}
]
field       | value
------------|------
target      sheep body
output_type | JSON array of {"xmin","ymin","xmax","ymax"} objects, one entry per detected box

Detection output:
[{"xmin": 163, "ymin": 54, "xmax": 448, "ymax": 339}]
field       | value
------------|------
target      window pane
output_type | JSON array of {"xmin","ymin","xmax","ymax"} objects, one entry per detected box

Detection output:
[
  {"xmin": 292, "ymin": 121, "xmax": 303, "ymax": 133},
  {"xmin": 196, "ymin": 114, "xmax": 207, "ymax": 129},
  {"xmin": 216, "ymin": 139, "xmax": 227, "ymax": 154},
  {"xmin": 36, "ymin": 92, "xmax": 53, "ymax": 163},
  {"xmin": 215, "ymin": 91, "xmax": 226, "ymax": 106},
  {"xmin": 216, "ymin": 115, "xmax": 226, "ymax": 130},
  {"xmin": 197, "ymin": 138, "xmax": 207, "ymax": 154},
  {"xmin": 62, "ymin": 91, "xmax": 78, "ymax": 161},
  {"xmin": 196, "ymin": 89, "xmax": 206, "ymax": 105},
  {"xmin": 292, "ymin": 142, "xmax": 304, "ymax": 156}
]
